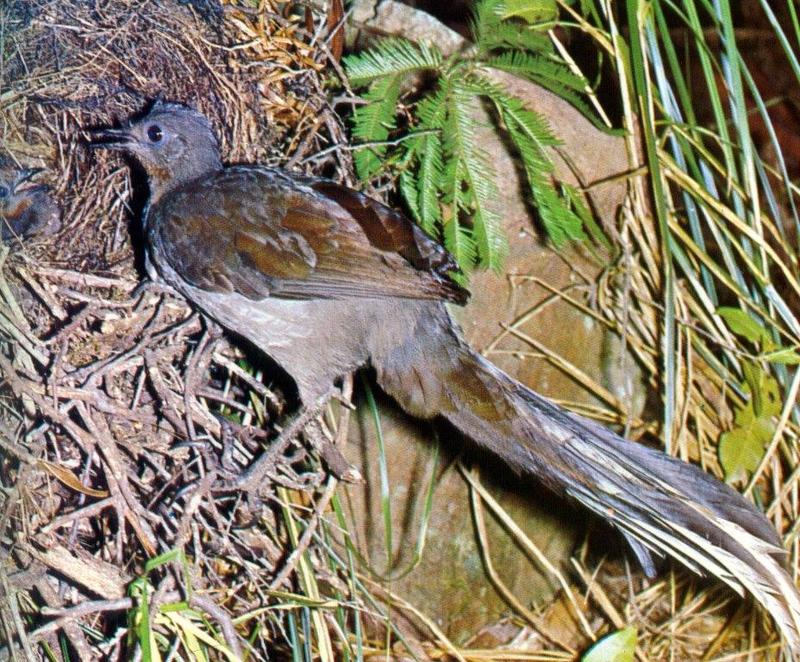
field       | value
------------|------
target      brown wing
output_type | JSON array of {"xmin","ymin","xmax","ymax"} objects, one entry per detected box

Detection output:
[{"xmin": 151, "ymin": 166, "xmax": 468, "ymax": 303}]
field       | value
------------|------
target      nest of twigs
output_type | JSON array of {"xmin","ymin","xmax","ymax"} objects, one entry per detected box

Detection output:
[
  {"xmin": 0, "ymin": 1, "xmax": 364, "ymax": 658},
  {"xmin": 0, "ymin": 0, "xmax": 789, "ymax": 660}
]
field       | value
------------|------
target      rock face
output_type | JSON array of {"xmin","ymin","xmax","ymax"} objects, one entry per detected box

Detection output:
[
  {"xmin": 342, "ymin": 6, "xmax": 646, "ymax": 636},
  {"xmin": 340, "ymin": 172, "xmax": 631, "ymax": 641}
]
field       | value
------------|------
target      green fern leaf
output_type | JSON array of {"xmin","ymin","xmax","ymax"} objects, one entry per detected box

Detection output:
[
  {"xmin": 481, "ymin": 55, "xmax": 610, "ymax": 132},
  {"xmin": 441, "ymin": 134, "xmax": 475, "ymax": 268},
  {"xmin": 445, "ymin": 83, "xmax": 507, "ymax": 270},
  {"xmin": 509, "ymin": 121, "xmax": 585, "ymax": 246},
  {"xmin": 466, "ymin": 75, "xmax": 560, "ymax": 154},
  {"xmin": 532, "ymin": 175, "xmax": 587, "ymax": 246},
  {"xmin": 486, "ymin": 52, "xmax": 586, "ymax": 91},
  {"xmin": 499, "ymin": 0, "xmax": 558, "ymax": 23},
  {"xmin": 416, "ymin": 133, "xmax": 444, "ymax": 234},
  {"xmin": 473, "ymin": 0, "xmax": 552, "ymax": 54},
  {"xmin": 561, "ymin": 182, "xmax": 611, "ymax": 249},
  {"xmin": 352, "ymin": 74, "xmax": 402, "ymax": 179},
  {"xmin": 413, "ymin": 87, "xmax": 449, "ymax": 234},
  {"xmin": 417, "ymin": 84, "xmax": 450, "ymax": 129},
  {"xmin": 443, "ymin": 215, "xmax": 477, "ymax": 270},
  {"xmin": 473, "ymin": 0, "xmax": 504, "ymax": 29},
  {"xmin": 476, "ymin": 82, "xmax": 587, "ymax": 247},
  {"xmin": 344, "ymin": 39, "xmax": 443, "ymax": 85},
  {"xmin": 476, "ymin": 18, "xmax": 551, "ymax": 53},
  {"xmin": 398, "ymin": 144, "xmax": 422, "ymax": 222}
]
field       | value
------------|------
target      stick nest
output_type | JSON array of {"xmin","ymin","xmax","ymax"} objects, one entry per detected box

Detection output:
[{"xmin": 0, "ymin": 1, "xmax": 363, "ymax": 659}]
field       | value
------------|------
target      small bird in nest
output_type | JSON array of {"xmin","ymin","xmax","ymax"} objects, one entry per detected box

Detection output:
[
  {"xmin": 0, "ymin": 158, "xmax": 61, "ymax": 242},
  {"xmin": 91, "ymin": 100, "xmax": 800, "ymax": 652}
]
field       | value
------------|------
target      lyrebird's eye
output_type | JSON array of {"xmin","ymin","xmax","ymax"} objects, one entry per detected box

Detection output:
[
  {"xmin": 0, "ymin": 185, "xmax": 8, "ymax": 199},
  {"xmin": 147, "ymin": 124, "xmax": 163, "ymax": 143}
]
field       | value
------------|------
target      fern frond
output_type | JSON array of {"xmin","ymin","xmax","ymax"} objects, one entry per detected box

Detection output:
[
  {"xmin": 344, "ymin": 39, "xmax": 443, "ymax": 85},
  {"xmin": 441, "ymin": 108, "xmax": 475, "ymax": 268},
  {"xmin": 475, "ymin": 16, "xmax": 552, "ymax": 54},
  {"xmin": 561, "ymin": 182, "xmax": 611, "ymax": 249},
  {"xmin": 473, "ymin": 0, "xmax": 553, "ymax": 54},
  {"xmin": 398, "ymin": 144, "xmax": 421, "ymax": 222},
  {"xmin": 486, "ymin": 51, "xmax": 586, "ymax": 91},
  {"xmin": 478, "ymin": 78, "xmax": 560, "ymax": 149},
  {"xmin": 443, "ymin": 214, "xmax": 477, "ymax": 270},
  {"xmin": 494, "ymin": 85, "xmax": 588, "ymax": 246},
  {"xmin": 351, "ymin": 74, "xmax": 402, "ymax": 179},
  {"xmin": 465, "ymin": 76, "xmax": 586, "ymax": 247},
  {"xmin": 414, "ymin": 86, "xmax": 449, "ymax": 234},
  {"xmin": 500, "ymin": 0, "xmax": 559, "ymax": 23},
  {"xmin": 482, "ymin": 56, "xmax": 608, "ymax": 131},
  {"xmin": 415, "ymin": 133, "xmax": 444, "ymax": 234},
  {"xmin": 532, "ymin": 174, "xmax": 587, "ymax": 246},
  {"xmin": 445, "ymin": 83, "xmax": 507, "ymax": 270},
  {"xmin": 508, "ymin": 120, "xmax": 585, "ymax": 246},
  {"xmin": 416, "ymin": 84, "xmax": 450, "ymax": 129},
  {"xmin": 473, "ymin": 0, "xmax": 504, "ymax": 30}
]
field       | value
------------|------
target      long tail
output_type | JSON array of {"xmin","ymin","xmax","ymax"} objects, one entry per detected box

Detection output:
[{"xmin": 372, "ymin": 305, "xmax": 800, "ymax": 651}]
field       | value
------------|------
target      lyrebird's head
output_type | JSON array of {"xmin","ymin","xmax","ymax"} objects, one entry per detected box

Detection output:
[
  {"xmin": 92, "ymin": 100, "xmax": 222, "ymax": 200},
  {"xmin": 0, "ymin": 158, "xmax": 60, "ymax": 241}
]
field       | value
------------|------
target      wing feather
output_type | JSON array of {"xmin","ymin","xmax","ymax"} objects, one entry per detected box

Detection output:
[{"xmin": 151, "ymin": 166, "xmax": 468, "ymax": 303}]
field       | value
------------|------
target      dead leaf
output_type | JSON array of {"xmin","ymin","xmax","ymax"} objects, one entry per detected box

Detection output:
[{"xmin": 38, "ymin": 460, "xmax": 109, "ymax": 498}]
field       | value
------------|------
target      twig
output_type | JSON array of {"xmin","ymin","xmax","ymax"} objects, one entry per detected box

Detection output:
[
  {"xmin": 230, "ymin": 395, "xmax": 331, "ymax": 491},
  {"xmin": 189, "ymin": 594, "xmax": 245, "ymax": 661},
  {"xmin": 33, "ymin": 598, "xmax": 133, "ymax": 641},
  {"xmin": 301, "ymin": 128, "xmax": 440, "ymax": 165},
  {"xmin": 269, "ymin": 475, "xmax": 338, "ymax": 590}
]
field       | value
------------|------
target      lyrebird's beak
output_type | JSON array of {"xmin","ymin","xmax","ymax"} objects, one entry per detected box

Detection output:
[
  {"xmin": 17, "ymin": 167, "xmax": 44, "ymax": 183},
  {"xmin": 13, "ymin": 167, "xmax": 45, "ymax": 194},
  {"xmin": 89, "ymin": 127, "xmax": 136, "ymax": 150}
]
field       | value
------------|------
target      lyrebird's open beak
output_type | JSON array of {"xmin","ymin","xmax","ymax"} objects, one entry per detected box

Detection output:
[
  {"xmin": 89, "ymin": 127, "xmax": 136, "ymax": 150},
  {"xmin": 13, "ymin": 167, "xmax": 45, "ymax": 194},
  {"xmin": 17, "ymin": 167, "xmax": 43, "ymax": 183}
]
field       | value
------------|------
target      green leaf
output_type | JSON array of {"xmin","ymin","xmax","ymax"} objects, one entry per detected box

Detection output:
[
  {"xmin": 561, "ymin": 182, "xmax": 611, "ymax": 249},
  {"xmin": 491, "ymin": 91, "xmax": 561, "ymax": 157},
  {"xmin": 489, "ymin": 95, "xmax": 585, "ymax": 246},
  {"xmin": 416, "ymin": 133, "xmax": 444, "ymax": 233},
  {"xmin": 473, "ymin": 75, "xmax": 560, "ymax": 148},
  {"xmin": 582, "ymin": 627, "xmax": 637, "ymax": 662},
  {"xmin": 473, "ymin": 0, "xmax": 505, "ymax": 33},
  {"xmin": 443, "ymin": 216, "xmax": 477, "ymax": 270},
  {"xmin": 529, "ymin": 171, "xmax": 587, "ymax": 246},
  {"xmin": 472, "ymin": 0, "xmax": 554, "ymax": 53},
  {"xmin": 719, "ymin": 417, "xmax": 775, "ymax": 484},
  {"xmin": 740, "ymin": 362, "xmax": 781, "ymax": 418},
  {"xmin": 717, "ymin": 307, "xmax": 769, "ymax": 343},
  {"xmin": 343, "ymin": 38, "xmax": 443, "ymax": 84},
  {"xmin": 475, "ymin": 18, "xmax": 552, "ymax": 53},
  {"xmin": 352, "ymin": 74, "xmax": 403, "ymax": 179},
  {"xmin": 414, "ymin": 88, "xmax": 449, "ymax": 234},
  {"xmin": 445, "ymin": 81, "xmax": 507, "ymax": 269},
  {"xmin": 486, "ymin": 51, "xmax": 586, "ymax": 92},
  {"xmin": 398, "ymin": 146, "xmax": 421, "ymax": 222},
  {"xmin": 144, "ymin": 547, "xmax": 186, "ymax": 573},
  {"xmin": 128, "ymin": 577, "xmax": 156, "ymax": 662},
  {"xmin": 719, "ymin": 364, "xmax": 781, "ymax": 483},
  {"xmin": 762, "ymin": 347, "xmax": 800, "ymax": 364},
  {"xmin": 498, "ymin": 0, "xmax": 559, "ymax": 23}
]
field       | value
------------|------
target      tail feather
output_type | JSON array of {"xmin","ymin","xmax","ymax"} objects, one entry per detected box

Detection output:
[{"xmin": 373, "ymin": 312, "xmax": 800, "ymax": 651}]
